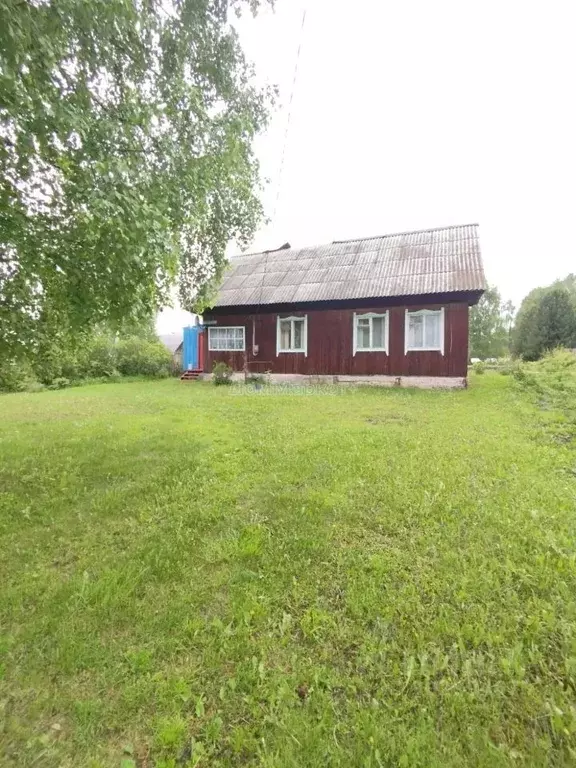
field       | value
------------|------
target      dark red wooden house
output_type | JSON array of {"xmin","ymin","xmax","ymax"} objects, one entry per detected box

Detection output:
[{"xmin": 201, "ymin": 224, "xmax": 486, "ymax": 387}]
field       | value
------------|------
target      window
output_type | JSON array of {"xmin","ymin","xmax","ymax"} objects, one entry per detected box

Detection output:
[
  {"xmin": 208, "ymin": 326, "xmax": 245, "ymax": 351},
  {"xmin": 405, "ymin": 309, "xmax": 444, "ymax": 354},
  {"xmin": 277, "ymin": 315, "xmax": 307, "ymax": 355},
  {"xmin": 353, "ymin": 312, "xmax": 389, "ymax": 355}
]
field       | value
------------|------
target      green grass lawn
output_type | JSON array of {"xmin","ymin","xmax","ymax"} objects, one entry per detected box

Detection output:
[{"xmin": 1, "ymin": 375, "xmax": 576, "ymax": 767}]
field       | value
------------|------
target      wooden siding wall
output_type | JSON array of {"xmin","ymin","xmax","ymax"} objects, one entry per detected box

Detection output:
[{"xmin": 204, "ymin": 302, "xmax": 469, "ymax": 377}]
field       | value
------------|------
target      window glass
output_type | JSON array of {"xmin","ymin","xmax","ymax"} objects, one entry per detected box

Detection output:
[
  {"xmin": 355, "ymin": 314, "xmax": 387, "ymax": 351},
  {"xmin": 209, "ymin": 327, "xmax": 245, "ymax": 351},
  {"xmin": 280, "ymin": 320, "xmax": 291, "ymax": 350},
  {"xmin": 372, "ymin": 316, "xmax": 385, "ymax": 348},
  {"xmin": 357, "ymin": 318, "xmax": 370, "ymax": 349},
  {"xmin": 409, "ymin": 314, "xmax": 424, "ymax": 348},
  {"xmin": 293, "ymin": 319, "xmax": 303, "ymax": 349},
  {"xmin": 425, "ymin": 313, "xmax": 440, "ymax": 347},
  {"xmin": 278, "ymin": 317, "xmax": 306, "ymax": 352},
  {"xmin": 407, "ymin": 311, "xmax": 442, "ymax": 350}
]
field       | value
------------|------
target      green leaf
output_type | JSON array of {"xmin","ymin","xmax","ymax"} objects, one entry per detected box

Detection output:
[{"xmin": 0, "ymin": 0, "xmax": 272, "ymax": 359}]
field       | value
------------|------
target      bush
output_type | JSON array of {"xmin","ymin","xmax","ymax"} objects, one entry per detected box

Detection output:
[
  {"xmin": 1, "ymin": 333, "xmax": 173, "ymax": 394},
  {"xmin": 169, "ymin": 357, "xmax": 182, "ymax": 377},
  {"xmin": 212, "ymin": 361, "xmax": 234, "ymax": 385},
  {"xmin": 79, "ymin": 335, "xmax": 119, "ymax": 378},
  {"xmin": 35, "ymin": 345, "xmax": 76, "ymax": 384},
  {"xmin": 498, "ymin": 360, "xmax": 521, "ymax": 376},
  {"xmin": 0, "ymin": 358, "xmax": 40, "ymax": 393},
  {"xmin": 536, "ymin": 347, "xmax": 576, "ymax": 372},
  {"xmin": 512, "ymin": 364, "xmax": 541, "ymax": 392},
  {"xmin": 512, "ymin": 350, "xmax": 576, "ymax": 445},
  {"xmin": 472, "ymin": 361, "xmax": 486, "ymax": 375},
  {"xmin": 33, "ymin": 334, "xmax": 120, "ymax": 384},
  {"xmin": 47, "ymin": 377, "xmax": 71, "ymax": 390},
  {"xmin": 116, "ymin": 336, "xmax": 172, "ymax": 378},
  {"xmin": 513, "ymin": 349, "xmax": 576, "ymax": 400}
]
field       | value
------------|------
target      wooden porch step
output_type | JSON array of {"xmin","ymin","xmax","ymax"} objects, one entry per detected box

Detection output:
[{"xmin": 180, "ymin": 369, "xmax": 203, "ymax": 381}]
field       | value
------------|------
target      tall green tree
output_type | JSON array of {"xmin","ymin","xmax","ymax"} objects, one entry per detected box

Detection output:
[
  {"xmin": 537, "ymin": 289, "xmax": 576, "ymax": 351},
  {"xmin": 512, "ymin": 277, "xmax": 576, "ymax": 360},
  {"xmin": 512, "ymin": 302, "xmax": 541, "ymax": 361},
  {"xmin": 0, "ymin": 0, "xmax": 271, "ymax": 358},
  {"xmin": 469, "ymin": 285, "xmax": 513, "ymax": 359}
]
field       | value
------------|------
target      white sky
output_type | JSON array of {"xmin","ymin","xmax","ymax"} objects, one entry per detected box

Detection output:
[{"xmin": 157, "ymin": 0, "xmax": 576, "ymax": 333}]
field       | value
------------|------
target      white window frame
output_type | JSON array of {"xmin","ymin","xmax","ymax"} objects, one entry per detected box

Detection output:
[
  {"xmin": 352, "ymin": 312, "xmax": 389, "ymax": 355},
  {"xmin": 276, "ymin": 315, "xmax": 307, "ymax": 356},
  {"xmin": 208, "ymin": 326, "xmax": 245, "ymax": 352},
  {"xmin": 404, "ymin": 308, "xmax": 445, "ymax": 355}
]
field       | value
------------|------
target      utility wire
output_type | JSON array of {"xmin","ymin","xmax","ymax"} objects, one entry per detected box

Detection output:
[{"xmin": 271, "ymin": 6, "xmax": 307, "ymax": 224}]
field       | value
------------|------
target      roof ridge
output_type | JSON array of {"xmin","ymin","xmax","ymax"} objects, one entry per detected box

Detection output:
[
  {"xmin": 332, "ymin": 223, "xmax": 479, "ymax": 244},
  {"xmin": 233, "ymin": 223, "xmax": 479, "ymax": 259}
]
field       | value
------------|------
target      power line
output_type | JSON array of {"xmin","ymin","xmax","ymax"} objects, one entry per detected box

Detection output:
[{"xmin": 271, "ymin": 6, "xmax": 307, "ymax": 224}]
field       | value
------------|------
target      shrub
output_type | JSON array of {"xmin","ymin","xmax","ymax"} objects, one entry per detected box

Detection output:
[
  {"xmin": 1, "ymin": 333, "xmax": 173, "ymax": 393},
  {"xmin": 499, "ymin": 360, "xmax": 521, "ymax": 376},
  {"xmin": 212, "ymin": 361, "xmax": 234, "ymax": 385},
  {"xmin": 512, "ymin": 349, "xmax": 576, "ymax": 445},
  {"xmin": 169, "ymin": 357, "xmax": 182, "ymax": 377},
  {"xmin": 30, "ymin": 342, "xmax": 68, "ymax": 384},
  {"xmin": 512, "ymin": 365, "xmax": 541, "ymax": 392},
  {"xmin": 59, "ymin": 350, "xmax": 83, "ymax": 381},
  {"xmin": 472, "ymin": 361, "xmax": 486, "ymax": 375},
  {"xmin": 0, "ymin": 358, "xmax": 40, "ymax": 393},
  {"xmin": 47, "ymin": 377, "xmax": 71, "ymax": 390},
  {"xmin": 512, "ymin": 350, "xmax": 576, "ymax": 402},
  {"xmin": 24, "ymin": 380, "xmax": 46, "ymax": 393},
  {"xmin": 116, "ymin": 337, "xmax": 172, "ymax": 378},
  {"xmin": 79, "ymin": 335, "xmax": 119, "ymax": 378},
  {"xmin": 537, "ymin": 347, "xmax": 576, "ymax": 372}
]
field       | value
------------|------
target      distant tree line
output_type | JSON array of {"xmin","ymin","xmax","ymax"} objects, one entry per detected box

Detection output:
[
  {"xmin": 469, "ymin": 286, "xmax": 515, "ymax": 359},
  {"xmin": 469, "ymin": 274, "xmax": 576, "ymax": 362},
  {"xmin": 511, "ymin": 275, "xmax": 576, "ymax": 361}
]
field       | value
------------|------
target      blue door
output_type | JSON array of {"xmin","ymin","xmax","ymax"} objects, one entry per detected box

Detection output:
[{"xmin": 183, "ymin": 326, "xmax": 200, "ymax": 370}]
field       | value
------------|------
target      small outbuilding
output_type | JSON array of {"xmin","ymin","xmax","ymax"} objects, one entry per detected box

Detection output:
[
  {"xmin": 158, "ymin": 333, "xmax": 183, "ymax": 368},
  {"xmin": 200, "ymin": 224, "xmax": 486, "ymax": 387}
]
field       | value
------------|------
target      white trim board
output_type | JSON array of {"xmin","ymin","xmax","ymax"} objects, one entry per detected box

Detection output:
[
  {"xmin": 404, "ymin": 308, "xmax": 445, "ymax": 355},
  {"xmin": 208, "ymin": 325, "xmax": 246, "ymax": 352},
  {"xmin": 276, "ymin": 315, "xmax": 308, "ymax": 356},
  {"xmin": 352, "ymin": 311, "xmax": 389, "ymax": 356}
]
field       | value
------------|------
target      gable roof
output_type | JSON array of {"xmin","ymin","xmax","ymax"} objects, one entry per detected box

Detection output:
[
  {"xmin": 215, "ymin": 223, "xmax": 485, "ymax": 308},
  {"xmin": 158, "ymin": 333, "xmax": 183, "ymax": 353}
]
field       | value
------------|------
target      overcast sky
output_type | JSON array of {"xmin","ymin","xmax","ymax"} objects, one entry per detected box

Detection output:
[{"xmin": 157, "ymin": 0, "xmax": 576, "ymax": 333}]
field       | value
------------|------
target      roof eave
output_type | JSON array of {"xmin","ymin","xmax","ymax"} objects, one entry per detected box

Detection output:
[{"xmin": 208, "ymin": 289, "xmax": 486, "ymax": 315}]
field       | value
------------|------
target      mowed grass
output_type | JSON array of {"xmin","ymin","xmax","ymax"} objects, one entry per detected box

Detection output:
[{"xmin": 1, "ymin": 376, "xmax": 576, "ymax": 767}]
